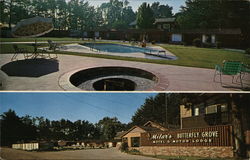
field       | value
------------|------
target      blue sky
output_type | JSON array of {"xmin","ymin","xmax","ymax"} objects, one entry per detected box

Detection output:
[
  {"xmin": 0, "ymin": 92, "xmax": 157, "ymax": 124},
  {"xmin": 87, "ymin": 0, "xmax": 186, "ymax": 13}
]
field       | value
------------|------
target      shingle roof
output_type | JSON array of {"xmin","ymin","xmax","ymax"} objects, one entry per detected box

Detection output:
[
  {"xmin": 129, "ymin": 20, "xmax": 137, "ymax": 26},
  {"xmin": 129, "ymin": 18, "xmax": 175, "ymax": 26},
  {"xmin": 154, "ymin": 18, "xmax": 176, "ymax": 24},
  {"xmin": 172, "ymin": 28, "xmax": 242, "ymax": 35}
]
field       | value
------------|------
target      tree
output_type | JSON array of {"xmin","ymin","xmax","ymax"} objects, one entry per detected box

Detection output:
[
  {"xmin": 131, "ymin": 93, "xmax": 181, "ymax": 127},
  {"xmin": 136, "ymin": 3, "xmax": 155, "ymax": 29},
  {"xmin": 119, "ymin": 5, "xmax": 136, "ymax": 29},
  {"xmin": 151, "ymin": 2, "xmax": 173, "ymax": 18},
  {"xmin": 176, "ymin": 0, "xmax": 250, "ymax": 48},
  {"xmin": 20, "ymin": 115, "xmax": 37, "ymax": 142},
  {"xmin": 0, "ymin": 109, "xmax": 25, "ymax": 145},
  {"xmin": 2, "ymin": 0, "xmax": 31, "ymax": 29},
  {"xmin": 54, "ymin": 0, "xmax": 68, "ymax": 30},
  {"xmin": 97, "ymin": 117, "xmax": 126, "ymax": 140},
  {"xmin": 98, "ymin": 0, "xmax": 135, "ymax": 29},
  {"xmin": 176, "ymin": 0, "xmax": 250, "ymax": 29}
]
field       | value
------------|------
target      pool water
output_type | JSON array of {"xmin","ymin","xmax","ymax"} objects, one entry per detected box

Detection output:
[{"xmin": 82, "ymin": 43, "xmax": 159, "ymax": 54}]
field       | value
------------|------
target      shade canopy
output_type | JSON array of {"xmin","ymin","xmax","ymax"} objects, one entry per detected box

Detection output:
[{"xmin": 12, "ymin": 16, "xmax": 54, "ymax": 38}]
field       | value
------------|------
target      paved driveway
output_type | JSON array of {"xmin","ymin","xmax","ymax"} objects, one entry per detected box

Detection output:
[
  {"xmin": 0, "ymin": 147, "xmax": 158, "ymax": 160},
  {"xmin": 0, "ymin": 53, "xmax": 249, "ymax": 91}
]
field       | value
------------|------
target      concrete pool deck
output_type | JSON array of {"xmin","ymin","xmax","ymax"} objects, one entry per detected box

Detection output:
[{"xmin": 0, "ymin": 53, "xmax": 249, "ymax": 91}]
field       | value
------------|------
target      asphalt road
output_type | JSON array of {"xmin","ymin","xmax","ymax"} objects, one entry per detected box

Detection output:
[{"xmin": 0, "ymin": 147, "xmax": 158, "ymax": 160}]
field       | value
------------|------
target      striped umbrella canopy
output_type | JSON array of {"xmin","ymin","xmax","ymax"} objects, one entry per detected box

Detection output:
[{"xmin": 12, "ymin": 16, "xmax": 54, "ymax": 38}]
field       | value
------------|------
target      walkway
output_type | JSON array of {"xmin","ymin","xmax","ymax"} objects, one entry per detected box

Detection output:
[
  {"xmin": 0, "ymin": 147, "xmax": 158, "ymax": 160},
  {"xmin": 0, "ymin": 53, "xmax": 248, "ymax": 91}
]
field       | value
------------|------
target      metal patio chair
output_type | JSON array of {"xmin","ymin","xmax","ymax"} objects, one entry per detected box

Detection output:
[
  {"xmin": 240, "ymin": 64, "xmax": 250, "ymax": 80},
  {"xmin": 11, "ymin": 44, "xmax": 30, "ymax": 61},
  {"xmin": 213, "ymin": 61, "xmax": 243, "ymax": 88},
  {"xmin": 45, "ymin": 40, "xmax": 59, "ymax": 59}
]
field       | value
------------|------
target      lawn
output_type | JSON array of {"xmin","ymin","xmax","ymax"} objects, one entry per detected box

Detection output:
[
  {"xmin": 0, "ymin": 37, "xmax": 83, "ymax": 42},
  {"xmin": 159, "ymin": 44, "xmax": 249, "ymax": 68},
  {"xmin": 0, "ymin": 38, "xmax": 249, "ymax": 69}
]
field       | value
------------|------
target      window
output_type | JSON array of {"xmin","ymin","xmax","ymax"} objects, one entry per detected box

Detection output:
[
  {"xmin": 131, "ymin": 137, "xmax": 140, "ymax": 147},
  {"xmin": 194, "ymin": 107, "xmax": 199, "ymax": 116},
  {"xmin": 172, "ymin": 34, "xmax": 182, "ymax": 42},
  {"xmin": 206, "ymin": 105, "xmax": 217, "ymax": 114}
]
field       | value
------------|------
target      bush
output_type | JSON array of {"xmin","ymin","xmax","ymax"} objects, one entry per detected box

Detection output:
[
  {"xmin": 193, "ymin": 38, "xmax": 202, "ymax": 47},
  {"xmin": 202, "ymin": 42, "xmax": 213, "ymax": 48},
  {"xmin": 120, "ymin": 142, "xmax": 128, "ymax": 152},
  {"xmin": 182, "ymin": 42, "xmax": 188, "ymax": 46},
  {"xmin": 245, "ymin": 48, "xmax": 250, "ymax": 55},
  {"xmin": 129, "ymin": 149, "xmax": 140, "ymax": 155},
  {"xmin": 216, "ymin": 41, "xmax": 222, "ymax": 49}
]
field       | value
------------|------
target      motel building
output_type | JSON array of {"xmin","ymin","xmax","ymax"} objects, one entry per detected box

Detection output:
[{"xmin": 121, "ymin": 94, "xmax": 250, "ymax": 158}]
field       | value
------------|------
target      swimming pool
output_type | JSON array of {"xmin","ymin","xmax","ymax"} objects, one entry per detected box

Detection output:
[{"xmin": 82, "ymin": 43, "xmax": 159, "ymax": 54}]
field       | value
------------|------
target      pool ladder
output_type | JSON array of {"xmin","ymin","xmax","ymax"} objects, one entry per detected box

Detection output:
[{"xmin": 89, "ymin": 44, "xmax": 100, "ymax": 52}]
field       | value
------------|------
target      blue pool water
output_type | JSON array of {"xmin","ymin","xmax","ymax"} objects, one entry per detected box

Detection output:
[{"xmin": 82, "ymin": 43, "xmax": 159, "ymax": 53}]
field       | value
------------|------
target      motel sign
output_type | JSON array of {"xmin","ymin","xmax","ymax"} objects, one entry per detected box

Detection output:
[{"xmin": 141, "ymin": 125, "xmax": 233, "ymax": 146}]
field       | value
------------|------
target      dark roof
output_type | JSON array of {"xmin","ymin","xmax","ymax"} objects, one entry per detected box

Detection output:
[
  {"xmin": 129, "ymin": 20, "xmax": 137, "ymax": 26},
  {"xmin": 154, "ymin": 18, "xmax": 175, "ymax": 24},
  {"xmin": 130, "ymin": 17, "xmax": 175, "ymax": 26},
  {"xmin": 143, "ymin": 121, "xmax": 168, "ymax": 131},
  {"xmin": 121, "ymin": 121, "xmax": 170, "ymax": 138},
  {"xmin": 114, "ymin": 131, "xmax": 127, "ymax": 139},
  {"xmin": 172, "ymin": 28, "xmax": 241, "ymax": 35},
  {"xmin": 139, "ymin": 126, "xmax": 163, "ymax": 132}
]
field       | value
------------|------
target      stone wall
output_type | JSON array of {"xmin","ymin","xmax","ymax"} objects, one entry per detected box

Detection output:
[{"xmin": 132, "ymin": 146, "xmax": 234, "ymax": 158}]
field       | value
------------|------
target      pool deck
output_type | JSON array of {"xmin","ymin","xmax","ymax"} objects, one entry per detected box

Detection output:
[{"xmin": 0, "ymin": 53, "xmax": 249, "ymax": 91}]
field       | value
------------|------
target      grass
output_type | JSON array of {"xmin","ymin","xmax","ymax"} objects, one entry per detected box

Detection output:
[
  {"xmin": 0, "ymin": 37, "xmax": 83, "ymax": 42},
  {"xmin": 0, "ymin": 38, "xmax": 249, "ymax": 69},
  {"xmin": 159, "ymin": 44, "xmax": 249, "ymax": 68}
]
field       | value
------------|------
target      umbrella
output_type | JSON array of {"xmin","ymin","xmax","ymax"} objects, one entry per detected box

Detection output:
[{"xmin": 12, "ymin": 16, "xmax": 54, "ymax": 37}]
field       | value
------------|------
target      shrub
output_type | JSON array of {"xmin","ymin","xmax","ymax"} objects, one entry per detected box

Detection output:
[
  {"xmin": 202, "ymin": 42, "xmax": 213, "ymax": 48},
  {"xmin": 129, "ymin": 149, "xmax": 140, "ymax": 155},
  {"xmin": 193, "ymin": 38, "xmax": 201, "ymax": 47},
  {"xmin": 120, "ymin": 142, "xmax": 128, "ymax": 152},
  {"xmin": 245, "ymin": 48, "xmax": 250, "ymax": 55},
  {"xmin": 182, "ymin": 42, "xmax": 188, "ymax": 46},
  {"xmin": 216, "ymin": 41, "xmax": 222, "ymax": 49}
]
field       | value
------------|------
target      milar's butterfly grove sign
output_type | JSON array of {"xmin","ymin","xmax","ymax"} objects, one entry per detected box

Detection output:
[{"xmin": 141, "ymin": 125, "xmax": 232, "ymax": 146}]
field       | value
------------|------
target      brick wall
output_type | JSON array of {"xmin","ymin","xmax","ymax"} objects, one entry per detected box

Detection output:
[{"xmin": 133, "ymin": 146, "xmax": 234, "ymax": 158}]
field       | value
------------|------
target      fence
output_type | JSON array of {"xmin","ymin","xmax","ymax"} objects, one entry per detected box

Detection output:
[{"xmin": 12, "ymin": 143, "xmax": 39, "ymax": 150}]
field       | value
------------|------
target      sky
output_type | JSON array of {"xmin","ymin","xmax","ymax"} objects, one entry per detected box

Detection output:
[
  {"xmin": 87, "ymin": 0, "xmax": 186, "ymax": 13},
  {"xmin": 0, "ymin": 92, "xmax": 157, "ymax": 124}
]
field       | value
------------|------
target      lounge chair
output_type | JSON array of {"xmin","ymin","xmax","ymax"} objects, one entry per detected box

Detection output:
[
  {"xmin": 214, "ymin": 61, "xmax": 243, "ymax": 88},
  {"xmin": 241, "ymin": 64, "xmax": 250, "ymax": 80},
  {"xmin": 11, "ymin": 44, "xmax": 30, "ymax": 61}
]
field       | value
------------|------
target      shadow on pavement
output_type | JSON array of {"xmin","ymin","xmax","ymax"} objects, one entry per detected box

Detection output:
[{"xmin": 1, "ymin": 58, "xmax": 59, "ymax": 77}]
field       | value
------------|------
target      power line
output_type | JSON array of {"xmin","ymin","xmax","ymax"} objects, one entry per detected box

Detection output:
[{"xmin": 60, "ymin": 94, "xmax": 130, "ymax": 120}]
